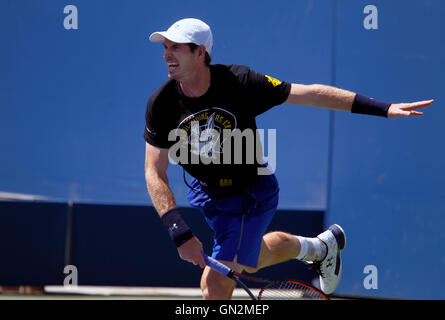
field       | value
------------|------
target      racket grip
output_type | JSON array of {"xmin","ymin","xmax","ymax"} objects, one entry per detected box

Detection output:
[{"xmin": 202, "ymin": 253, "xmax": 232, "ymax": 276}]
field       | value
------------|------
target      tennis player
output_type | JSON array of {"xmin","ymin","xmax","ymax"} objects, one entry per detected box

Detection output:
[{"xmin": 144, "ymin": 18, "xmax": 433, "ymax": 299}]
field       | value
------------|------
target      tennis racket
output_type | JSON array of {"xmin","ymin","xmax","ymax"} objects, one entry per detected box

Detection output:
[{"xmin": 202, "ymin": 253, "xmax": 328, "ymax": 300}]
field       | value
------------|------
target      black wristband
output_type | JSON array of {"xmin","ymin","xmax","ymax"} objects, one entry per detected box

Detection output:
[
  {"xmin": 351, "ymin": 93, "xmax": 391, "ymax": 117},
  {"xmin": 161, "ymin": 208, "xmax": 194, "ymax": 247}
]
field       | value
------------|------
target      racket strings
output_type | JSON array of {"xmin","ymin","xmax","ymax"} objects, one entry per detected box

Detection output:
[{"xmin": 259, "ymin": 280, "xmax": 327, "ymax": 300}]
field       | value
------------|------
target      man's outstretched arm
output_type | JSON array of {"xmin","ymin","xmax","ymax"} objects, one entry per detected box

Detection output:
[{"xmin": 285, "ymin": 83, "xmax": 434, "ymax": 117}]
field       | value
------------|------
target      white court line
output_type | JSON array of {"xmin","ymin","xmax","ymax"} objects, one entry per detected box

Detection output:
[
  {"xmin": 0, "ymin": 191, "xmax": 49, "ymax": 201},
  {"xmin": 44, "ymin": 286, "xmax": 258, "ymax": 299}
]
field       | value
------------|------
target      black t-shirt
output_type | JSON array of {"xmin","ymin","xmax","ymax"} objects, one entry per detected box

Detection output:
[{"xmin": 144, "ymin": 64, "xmax": 291, "ymax": 193}]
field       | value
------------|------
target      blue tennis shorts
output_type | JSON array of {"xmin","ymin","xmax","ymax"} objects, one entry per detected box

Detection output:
[{"xmin": 187, "ymin": 174, "xmax": 279, "ymax": 268}]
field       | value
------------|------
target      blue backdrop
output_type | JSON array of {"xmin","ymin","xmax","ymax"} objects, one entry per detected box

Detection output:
[{"xmin": 1, "ymin": 0, "xmax": 444, "ymax": 299}]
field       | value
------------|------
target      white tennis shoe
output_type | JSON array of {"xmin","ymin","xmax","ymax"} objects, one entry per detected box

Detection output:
[{"xmin": 313, "ymin": 224, "xmax": 346, "ymax": 295}]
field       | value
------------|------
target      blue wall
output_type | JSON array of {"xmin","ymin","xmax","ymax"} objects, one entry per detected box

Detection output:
[
  {"xmin": 328, "ymin": 0, "xmax": 445, "ymax": 299},
  {"xmin": 1, "ymin": 0, "xmax": 444, "ymax": 299},
  {"xmin": 0, "ymin": 0, "xmax": 333, "ymax": 209}
]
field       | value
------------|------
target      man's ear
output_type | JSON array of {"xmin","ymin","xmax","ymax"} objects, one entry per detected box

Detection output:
[{"xmin": 199, "ymin": 45, "xmax": 206, "ymax": 57}]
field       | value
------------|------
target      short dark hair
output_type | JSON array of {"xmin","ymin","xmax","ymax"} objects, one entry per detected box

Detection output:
[{"xmin": 187, "ymin": 43, "xmax": 212, "ymax": 66}]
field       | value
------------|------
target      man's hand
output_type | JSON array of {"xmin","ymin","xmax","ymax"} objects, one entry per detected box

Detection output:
[
  {"xmin": 177, "ymin": 236, "xmax": 206, "ymax": 268},
  {"xmin": 387, "ymin": 99, "xmax": 434, "ymax": 118}
]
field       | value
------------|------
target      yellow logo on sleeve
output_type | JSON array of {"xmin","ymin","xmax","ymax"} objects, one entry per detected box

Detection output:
[{"xmin": 265, "ymin": 75, "xmax": 282, "ymax": 87}]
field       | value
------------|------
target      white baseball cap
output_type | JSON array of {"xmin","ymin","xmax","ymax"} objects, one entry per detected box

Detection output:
[{"xmin": 149, "ymin": 18, "xmax": 213, "ymax": 54}]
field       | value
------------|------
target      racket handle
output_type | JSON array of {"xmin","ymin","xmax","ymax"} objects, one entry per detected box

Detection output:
[{"xmin": 202, "ymin": 253, "xmax": 232, "ymax": 276}]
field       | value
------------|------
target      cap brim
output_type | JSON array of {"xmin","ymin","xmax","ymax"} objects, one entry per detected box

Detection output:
[
  {"xmin": 149, "ymin": 32, "xmax": 168, "ymax": 42},
  {"xmin": 149, "ymin": 31, "xmax": 191, "ymax": 44}
]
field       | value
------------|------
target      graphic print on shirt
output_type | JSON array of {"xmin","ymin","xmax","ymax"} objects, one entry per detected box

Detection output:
[{"xmin": 176, "ymin": 107, "xmax": 238, "ymax": 163}]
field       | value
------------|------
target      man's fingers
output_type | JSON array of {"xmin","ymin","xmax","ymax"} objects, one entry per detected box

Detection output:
[
  {"xmin": 188, "ymin": 256, "xmax": 205, "ymax": 268},
  {"xmin": 397, "ymin": 110, "xmax": 423, "ymax": 117},
  {"xmin": 403, "ymin": 99, "xmax": 434, "ymax": 110},
  {"xmin": 186, "ymin": 252, "xmax": 205, "ymax": 268},
  {"xmin": 197, "ymin": 253, "xmax": 206, "ymax": 269},
  {"xmin": 189, "ymin": 258, "xmax": 200, "ymax": 266}
]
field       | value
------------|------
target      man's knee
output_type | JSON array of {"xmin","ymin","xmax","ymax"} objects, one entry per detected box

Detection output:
[{"xmin": 201, "ymin": 266, "xmax": 236, "ymax": 300}]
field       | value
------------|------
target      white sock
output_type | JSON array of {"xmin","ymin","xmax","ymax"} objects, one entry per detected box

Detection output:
[{"xmin": 295, "ymin": 236, "xmax": 327, "ymax": 261}]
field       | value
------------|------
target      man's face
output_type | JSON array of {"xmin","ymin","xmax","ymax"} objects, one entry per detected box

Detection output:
[{"xmin": 163, "ymin": 39, "xmax": 200, "ymax": 81}]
